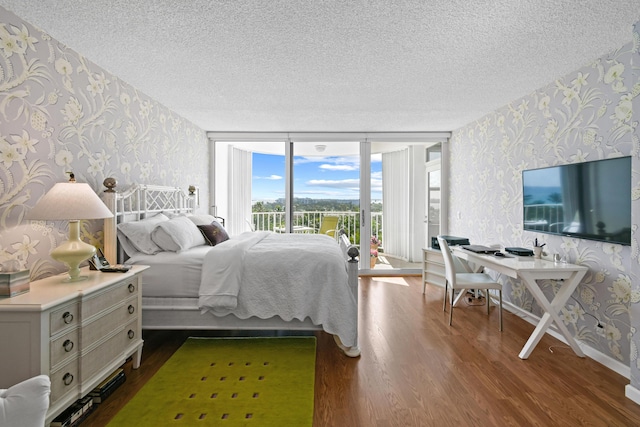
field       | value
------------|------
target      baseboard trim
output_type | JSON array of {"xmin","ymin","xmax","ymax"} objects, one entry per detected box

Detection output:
[
  {"xmin": 502, "ymin": 301, "xmax": 630, "ymax": 379},
  {"xmin": 626, "ymin": 384, "xmax": 640, "ymax": 405}
]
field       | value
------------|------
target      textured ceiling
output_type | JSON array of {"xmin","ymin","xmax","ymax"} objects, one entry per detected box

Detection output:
[{"xmin": 1, "ymin": 0, "xmax": 638, "ymax": 132}]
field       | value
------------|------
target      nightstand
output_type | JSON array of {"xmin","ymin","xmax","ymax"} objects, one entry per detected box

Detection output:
[{"xmin": 0, "ymin": 265, "xmax": 148, "ymax": 425}]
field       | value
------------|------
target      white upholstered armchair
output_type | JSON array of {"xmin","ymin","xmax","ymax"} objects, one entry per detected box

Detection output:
[{"xmin": 0, "ymin": 375, "xmax": 50, "ymax": 427}]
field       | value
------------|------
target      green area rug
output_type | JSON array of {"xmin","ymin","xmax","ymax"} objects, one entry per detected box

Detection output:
[{"xmin": 108, "ymin": 336, "xmax": 316, "ymax": 426}]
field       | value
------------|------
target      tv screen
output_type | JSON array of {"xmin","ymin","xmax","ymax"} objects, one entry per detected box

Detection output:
[{"xmin": 522, "ymin": 157, "xmax": 631, "ymax": 245}]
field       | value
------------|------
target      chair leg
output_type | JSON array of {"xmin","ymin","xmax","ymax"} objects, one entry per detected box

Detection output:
[
  {"xmin": 449, "ymin": 293, "xmax": 454, "ymax": 326},
  {"xmin": 486, "ymin": 290, "xmax": 490, "ymax": 315},
  {"xmin": 498, "ymin": 290, "xmax": 503, "ymax": 331},
  {"xmin": 449, "ymin": 288, "xmax": 455, "ymax": 326},
  {"xmin": 443, "ymin": 281, "xmax": 448, "ymax": 312}
]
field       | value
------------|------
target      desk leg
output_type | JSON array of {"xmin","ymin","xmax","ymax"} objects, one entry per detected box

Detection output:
[
  {"xmin": 517, "ymin": 270, "xmax": 587, "ymax": 359},
  {"xmin": 452, "ymin": 288, "xmax": 468, "ymax": 307}
]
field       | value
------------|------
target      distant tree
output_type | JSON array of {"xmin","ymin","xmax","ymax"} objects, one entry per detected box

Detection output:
[{"xmin": 548, "ymin": 192, "xmax": 562, "ymax": 204}]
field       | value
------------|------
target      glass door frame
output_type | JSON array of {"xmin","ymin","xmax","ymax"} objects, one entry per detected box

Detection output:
[
  {"xmin": 425, "ymin": 144, "xmax": 443, "ymax": 250},
  {"xmin": 364, "ymin": 134, "xmax": 450, "ymax": 275}
]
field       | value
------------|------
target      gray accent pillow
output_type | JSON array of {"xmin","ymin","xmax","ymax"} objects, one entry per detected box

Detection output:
[{"xmin": 198, "ymin": 221, "xmax": 229, "ymax": 246}]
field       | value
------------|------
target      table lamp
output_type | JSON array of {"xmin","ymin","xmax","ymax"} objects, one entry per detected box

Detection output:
[{"xmin": 26, "ymin": 175, "xmax": 114, "ymax": 282}]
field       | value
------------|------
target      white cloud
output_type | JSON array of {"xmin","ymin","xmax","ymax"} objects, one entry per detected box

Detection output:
[
  {"xmin": 307, "ymin": 178, "xmax": 360, "ymax": 189},
  {"xmin": 371, "ymin": 178, "xmax": 382, "ymax": 193},
  {"xmin": 295, "ymin": 155, "xmax": 360, "ymax": 172},
  {"xmin": 319, "ymin": 164, "xmax": 358, "ymax": 171},
  {"xmin": 306, "ymin": 177, "xmax": 382, "ymax": 193},
  {"xmin": 294, "ymin": 156, "xmax": 326, "ymax": 165},
  {"xmin": 294, "ymin": 190, "xmax": 358, "ymax": 197},
  {"xmin": 257, "ymin": 174, "xmax": 283, "ymax": 180}
]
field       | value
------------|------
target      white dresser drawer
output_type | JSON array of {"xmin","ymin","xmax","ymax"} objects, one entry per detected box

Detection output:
[
  {"xmin": 82, "ymin": 278, "xmax": 138, "ymax": 320},
  {"xmin": 80, "ymin": 330, "xmax": 123, "ymax": 380},
  {"xmin": 50, "ymin": 358, "xmax": 79, "ymax": 405},
  {"xmin": 122, "ymin": 319, "xmax": 140, "ymax": 347},
  {"xmin": 50, "ymin": 302, "xmax": 79, "ymax": 336},
  {"xmin": 82, "ymin": 298, "xmax": 139, "ymax": 349},
  {"xmin": 50, "ymin": 328, "xmax": 79, "ymax": 369}
]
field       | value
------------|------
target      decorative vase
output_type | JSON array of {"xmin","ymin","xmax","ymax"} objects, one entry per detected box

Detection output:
[{"xmin": 370, "ymin": 256, "xmax": 377, "ymax": 269}]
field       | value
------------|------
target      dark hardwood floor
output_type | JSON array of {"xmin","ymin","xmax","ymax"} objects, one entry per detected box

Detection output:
[{"xmin": 84, "ymin": 276, "xmax": 640, "ymax": 426}]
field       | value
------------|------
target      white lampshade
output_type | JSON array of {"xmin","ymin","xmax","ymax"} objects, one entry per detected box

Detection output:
[
  {"xmin": 27, "ymin": 181, "xmax": 114, "ymax": 282},
  {"xmin": 27, "ymin": 182, "xmax": 114, "ymax": 221}
]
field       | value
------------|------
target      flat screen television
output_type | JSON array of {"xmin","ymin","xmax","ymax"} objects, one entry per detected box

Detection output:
[{"xmin": 522, "ymin": 156, "xmax": 631, "ymax": 245}]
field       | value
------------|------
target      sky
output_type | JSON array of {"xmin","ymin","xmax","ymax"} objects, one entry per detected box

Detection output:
[
  {"xmin": 252, "ymin": 153, "xmax": 383, "ymax": 202},
  {"xmin": 523, "ymin": 166, "xmax": 561, "ymax": 188}
]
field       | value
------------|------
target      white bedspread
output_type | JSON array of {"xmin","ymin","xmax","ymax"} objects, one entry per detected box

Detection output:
[{"xmin": 198, "ymin": 231, "xmax": 358, "ymax": 347}]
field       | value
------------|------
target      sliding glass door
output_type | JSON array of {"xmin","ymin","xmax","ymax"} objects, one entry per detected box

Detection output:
[
  {"xmin": 367, "ymin": 142, "xmax": 426, "ymax": 273},
  {"xmin": 209, "ymin": 132, "xmax": 450, "ymax": 275},
  {"xmin": 291, "ymin": 141, "xmax": 360, "ymax": 240},
  {"xmin": 425, "ymin": 144, "xmax": 442, "ymax": 249}
]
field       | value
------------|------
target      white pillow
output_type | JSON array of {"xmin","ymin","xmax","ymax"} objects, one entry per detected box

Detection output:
[
  {"xmin": 0, "ymin": 375, "xmax": 51, "ymax": 427},
  {"xmin": 117, "ymin": 213, "xmax": 169, "ymax": 255},
  {"xmin": 151, "ymin": 216, "xmax": 206, "ymax": 252},
  {"xmin": 188, "ymin": 214, "xmax": 218, "ymax": 226},
  {"xmin": 117, "ymin": 230, "xmax": 140, "ymax": 257}
]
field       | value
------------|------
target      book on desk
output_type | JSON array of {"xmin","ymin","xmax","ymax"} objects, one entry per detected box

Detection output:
[
  {"xmin": 460, "ymin": 244, "xmax": 499, "ymax": 254},
  {"xmin": 504, "ymin": 247, "xmax": 534, "ymax": 256}
]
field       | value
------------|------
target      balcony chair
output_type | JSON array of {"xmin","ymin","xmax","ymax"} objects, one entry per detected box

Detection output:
[
  {"xmin": 437, "ymin": 236, "xmax": 503, "ymax": 331},
  {"xmin": 318, "ymin": 216, "xmax": 339, "ymax": 239}
]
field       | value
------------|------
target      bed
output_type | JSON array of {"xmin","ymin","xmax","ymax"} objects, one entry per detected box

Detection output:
[{"xmin": 101, "ymin": 182, "xmax": 360, "ymax": 356}]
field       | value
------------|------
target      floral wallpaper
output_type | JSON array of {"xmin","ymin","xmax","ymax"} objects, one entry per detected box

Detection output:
[
  {"xmin": 630, "ymin": 21, "xmax": 640, "ymax": 398},
  {"xmin": 0, "ymin": 6, "xmax": 209, "ymax": 280},
  {"xmin": 450, "ymin": 23, "xmax": 639, "ymax": 379}
]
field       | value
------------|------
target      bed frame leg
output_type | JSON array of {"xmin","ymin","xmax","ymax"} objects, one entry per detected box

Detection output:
[{"xmin": 343, "ymin": 242, "xmax": 360, "ymax": 357}]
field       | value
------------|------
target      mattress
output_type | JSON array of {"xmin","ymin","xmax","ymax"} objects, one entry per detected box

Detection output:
[{"xmin": 126, "ymin": 245, "xmax": 212, "ymax": 298}]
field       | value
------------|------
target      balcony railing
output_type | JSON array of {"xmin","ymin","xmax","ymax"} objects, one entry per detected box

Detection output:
[
  {"xmin": 524, "ymin": 204, "xmax": 564, "ymax": 233},
  {"xmin": 251, "ymin": 211, "xmax": 382, "ymax": 247}
]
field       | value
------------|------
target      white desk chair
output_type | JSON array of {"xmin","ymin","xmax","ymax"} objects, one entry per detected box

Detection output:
[
  {"xmin": 437, "ymin": 236, "xmax": 503, "ymax": 331},
  {"xmin": 0, "ymin": 375, "xmax": 51, "ymax": 427}
]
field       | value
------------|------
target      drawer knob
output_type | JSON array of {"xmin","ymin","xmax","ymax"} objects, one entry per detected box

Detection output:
[
  {"xmin": 128, "ymin": 329, "xmax": 135, "ymax": 339},
  {"xmin": 128, "ymin": 304, "xmax": 135, "ymax": 314},
  {"xmin": 62, "ymin": 312, "xmax": 74, "ymax": 324},
  {"xmin": 63, "ymin": 339, "xmax": 74, "ymax": 352},
  {"xmin": 63, "ymin": 373, "xmax": 74, "ymax": 386},
  {"xmin": 128, "ymin": 283, "xmax": 135, "ymax": 293}
]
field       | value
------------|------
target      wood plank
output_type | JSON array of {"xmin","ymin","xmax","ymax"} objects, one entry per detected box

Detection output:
[{"xmin": 83, "ymin": 276, "xmax": 640, "ymax": 426}]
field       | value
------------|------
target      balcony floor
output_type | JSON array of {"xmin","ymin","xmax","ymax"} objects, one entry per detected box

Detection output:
[{"xmin": 370, "ymin": 253, "xmax": 421, "ymax": 274}]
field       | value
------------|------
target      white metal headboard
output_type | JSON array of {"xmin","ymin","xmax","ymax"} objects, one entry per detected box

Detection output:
[{"xmin": 101, "ymin": 182, "xmax": 196, "ymax": 264}]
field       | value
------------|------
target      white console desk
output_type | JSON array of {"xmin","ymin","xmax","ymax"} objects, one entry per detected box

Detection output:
[{"xmin": 452, "ymin": 247, "xmax": 588, "ymax": 359}]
